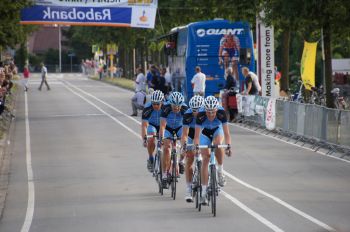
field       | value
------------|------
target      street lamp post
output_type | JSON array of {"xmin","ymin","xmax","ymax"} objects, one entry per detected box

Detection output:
[{"xmin": 68, "ymin": 53, "xmax": 75, "ymax": 73}]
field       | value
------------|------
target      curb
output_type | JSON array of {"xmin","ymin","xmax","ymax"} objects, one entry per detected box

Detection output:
[{"xmin": 0, "ymin": 87, "xmax": 19, "ymax": 220}]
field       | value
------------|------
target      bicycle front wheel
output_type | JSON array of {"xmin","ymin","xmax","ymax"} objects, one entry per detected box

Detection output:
[
  {"xmin": 210, "ymin": 165, "xmax": 217, "ymax": 217},
  {"xmin": 197, "ymin": 160, "xmax": 202, "ymax": 212},
  {"xmin": 171, "ymin": 151, "xmax": 177, "ymax": 200}
]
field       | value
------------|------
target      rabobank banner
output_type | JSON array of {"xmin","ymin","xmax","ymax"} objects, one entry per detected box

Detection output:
[{"xmin": 20, "ymin": 0, "xmax": 157, "ymax": 28}]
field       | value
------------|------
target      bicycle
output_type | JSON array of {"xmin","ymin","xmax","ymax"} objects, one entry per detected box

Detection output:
[
  {"xmin": 164, "ymin": 132, "xmax": 182, "ymax": 200},
  {"xmin": 197, "ymin": 144, "xmax": 230, "ymax": 217},
  {"xmin": 182, "ymin": 143, "xmax": 202, "ymax": 210},
  {"xmin": 145, "ymin": 135, "xmax": 163, "ymax": 195}
]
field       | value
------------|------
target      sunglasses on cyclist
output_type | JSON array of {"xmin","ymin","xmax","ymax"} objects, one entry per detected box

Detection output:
[
  {"xmin": 192, "ymin": 108, "xmax": 199, "ymax": 113},
  {"xmin": 206, "ymin": 110, "xmax": 217, "ymax": 115},
  {"xmin": 171, "ymin": 104, "xmax": 181, "ymax": 108},
  {"xmin": 152, "ymin": 102, "xmax": 161, "ymax": 106}
]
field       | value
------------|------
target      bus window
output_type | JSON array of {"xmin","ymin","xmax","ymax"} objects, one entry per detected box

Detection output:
[{"xmin": 239, "ymin": 48, "xmax": 252, "ymax": 66}]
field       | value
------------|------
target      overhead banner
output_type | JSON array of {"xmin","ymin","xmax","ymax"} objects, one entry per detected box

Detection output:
[
  {"xmin": 300, "ymin": 41, "xmax": 317, "ymax": 90},
  {"xmin": 256, "ymin": 12, "xmax": 276, "ymax": 98},
  {"xmin": 20, "ymin": 0, "xmax": 157, "ymax": 28}
]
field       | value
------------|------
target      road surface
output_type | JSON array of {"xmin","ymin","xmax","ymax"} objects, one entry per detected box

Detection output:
[{"xmin": 0, "ymin": 74, "xmax": 349, "ymax": 232}]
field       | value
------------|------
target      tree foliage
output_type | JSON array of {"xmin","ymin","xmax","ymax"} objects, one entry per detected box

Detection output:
[{"xmin": 0, "ymin": 0, "xmax": 36, "ymax": 48}]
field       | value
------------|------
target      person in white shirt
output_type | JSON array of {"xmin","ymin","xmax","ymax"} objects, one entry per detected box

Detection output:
[
  {"xmin": 131, "ymin": 90, "xmax": 146, "ymax": 116},
  {"xmin": 38, "ymin": 63, "xmax": 50, "ymax": 91},
  {"xmin": 191, "ymin": 66, "xmax": 206, "ymax": 96},
  {"xmin": 135, "ymin": 68, "xmax": 146, "ymax": 92},
  {"xmin": 164, "ymin": 67, "xmax": 172, "ymax": 93}
]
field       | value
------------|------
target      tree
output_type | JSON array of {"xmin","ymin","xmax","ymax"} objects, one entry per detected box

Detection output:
[{"xmin": 0, "ymin": 0, "xmax": 33, "ymax": 48}]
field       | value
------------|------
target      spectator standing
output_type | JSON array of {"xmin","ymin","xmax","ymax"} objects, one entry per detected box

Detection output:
[
  {"xmin": 158, "ymin": 68, "xmax": 167, "ymax": 94},
  {"xmin": 130, "ymin": 90, "xmax": 146, "ymax": 116},
  {"xmin": 38, "ymin": 63, "xmax": 50, "ymax": 91},
  {"xmin": 225, "ymin": 67, "xmax": 237, "ymax": 90},
  {"xmin": 191, "ymin": 66, "xmax": 206, "ymax": 96},
  {"xmin": 145, "ymin": 88, "xmax": 154, "ymax": 105},
  {"xmin": 242, "ymin": 67, "xmax": 260, "ymax": 95},
  {"xmin": 222, "ymin": 67, "xmax": 237, "ymax": 106},
  {"xmin": 135, "ymin": 68, "xmax": 146, "ymax": 92},
  {"xmin": 164, "ymin": 67, "xmax": 172, "ymax": 93},
  {"xmin": 146, "ymin": 65, "xmax": 154, "ymax": 89},
  {"xmin": 23, "ymin": 64, "xmax": 30, "ymax": 91},
  {"xmin": 98, "ymin": 60, "xmax": 104, "ymax": 80}
]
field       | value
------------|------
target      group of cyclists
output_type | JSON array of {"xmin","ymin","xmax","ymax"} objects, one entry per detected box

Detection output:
[{"xmin": 141, "ymin": 90, "xmax": 232, "ymax": 205}]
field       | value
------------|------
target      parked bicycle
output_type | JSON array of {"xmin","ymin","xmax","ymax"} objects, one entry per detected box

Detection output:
[
  {"xmin": 290, "ymin": 80, "xmax": 304, "ymax": 103},
  {"xmin": 196, "ymin": 144, "xmax": 230, "ymax": 217},
  {"xmin": 310, "ymin": 85, "xmax": 326, "ymax": 106},
  {"xmin": 331, "ymin": 88, "xmax": 349, "ymax": 110}
]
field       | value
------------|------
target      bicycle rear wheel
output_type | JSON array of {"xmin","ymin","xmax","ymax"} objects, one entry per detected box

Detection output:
[
  {"xmin": 192, "ymin": 163, "xmax": 199, "ymax": 209},
  {"xmin": 210, "ymin": 165, "xmax": 217, "ymax": 217},
  {"xmin": 158, "ymin": 151, "xmax": 163, "ymax": 195},
  {"xmin": 171, "ymin": 151, "xmax": 177, "ymax": 200},
  {"xmin": 197, "ymin": 160, "xmax": 202, "ymax": 212}
]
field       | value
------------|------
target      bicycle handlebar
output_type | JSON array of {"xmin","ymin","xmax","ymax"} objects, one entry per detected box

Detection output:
[
  {"xmin": 145, "ymin": 135, "xmax": 159, "ymax": 139},
  {"xmin": 197, "ymin": 144, "xmax": 230, "ymax": 149}
]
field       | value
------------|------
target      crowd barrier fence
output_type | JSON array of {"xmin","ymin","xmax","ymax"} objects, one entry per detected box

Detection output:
[{"xmin": 236, "ymin": 95, "xmax": 350, "ymax": 152}]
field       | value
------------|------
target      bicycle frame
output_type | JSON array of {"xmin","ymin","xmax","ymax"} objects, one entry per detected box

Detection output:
[
  {"xmin": 197, "ymin": 144, "xmax": 229, "ymax": 216},
  {"xmin": 146, "ymin": 135, "xmax": 163, "ymax": 195},
  {"xmin": 185, "ymin": 144, "xmax": 202, "ymax": 210},
  {"xmin": 165, "ymin": 132, "xmax": 181, "ymax": 200}
]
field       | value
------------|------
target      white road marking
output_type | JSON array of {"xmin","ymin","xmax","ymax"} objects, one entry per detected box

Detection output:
[
  {"xmin": 46, "ymin": 113, "xmax": 105, "ymax": 118},
  {"xmin": 21, "ymin": 92, "xmax": 35, "ymax": 232},
  {"xmin": 62, "ymin": 81, "xmax": 285, "ymax": 232},
  {"xmin": 64, "ymin": 81, "xmax": 140, "ymax": 125},
  {"xmin": 63, "ymin": 80, "xmax": 337, "ymax": 232},
  {"xmin": 221, "ymin": 191, "xmax": 284, "ymax": 232},
  {"xmin": 63, "ymin": 84, "xmax": 140, "ymax": 139},
  {"xmin": 230, "ymin": 123, "xmax": 350, "ymax": 164},
  {"xmin": 223, "ymin": 171, "xmax": 336, "ymax": 231}
]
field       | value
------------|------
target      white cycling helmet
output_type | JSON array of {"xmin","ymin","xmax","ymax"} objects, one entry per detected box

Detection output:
[
  {"xmin": 189, "ymin": 95, "xmax": 204, "ymax": 110},
  {"xmin": 151, "ymin": 90, "xmax": 164, "ymax": 103},
  {"xmin": 169, "ymin": 92, "xmax": 184, "ymax": 106},
  {"xmin": 204, "ymin": 96, "xmax": 219, "ymax": 110}
]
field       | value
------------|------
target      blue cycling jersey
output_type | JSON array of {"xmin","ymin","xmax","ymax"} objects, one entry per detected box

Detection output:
[
  {"xmin": 160, "ymin": 102, "xmax": 188, "ymax": 129},
  {"xmin": 195, "ymin": 106, "xmax": 227, "ymax": 129},
  {"xmin": 183, "ymin": 108, "xmax": 196, "ymax": 129},
  {"xmin": 142, "ymin": 102, "xmax": 162, "ymax": 127}
]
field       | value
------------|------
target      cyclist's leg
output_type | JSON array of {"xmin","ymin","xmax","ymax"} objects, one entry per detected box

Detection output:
[
  {"xmin": 146, "ymin": 125, "xmax": 157, "ymax": 171},
  {"xmin": 200, "ymin": 133, "xmax": 211, "ymax": 187},
  {"xmin": 185, "ymin": 137, "xmax": 195, "ymax": 184},
  {"xmin": 213, "ymin": 127, "xmax": 225, "ymax": 166},
  {"xmin": 162, "ymin": 129, "xmax": 172, "ymax": 177},
  {"xmin": 223, "ymin": 50, "xmax": 229, "ymax": 70},
  {"xmin": 177, "ymin": 127, "xmax": 185, "ymax": 174},
  {"xmin": 213, "ymin": 127, "xmax": 226, "ymax": 187}
]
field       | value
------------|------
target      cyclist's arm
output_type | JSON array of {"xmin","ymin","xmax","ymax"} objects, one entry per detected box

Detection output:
[
  {"xmin": 194, "ymin": 126, "xmax": 201, "ymax": 146},
  {"xmin": 222, "ymin": 123, "xmax": 231, "ymax": 145},
  {"xmin": 181, "ymin": 126, "xmax": 189, "ymax": 145},
  {"xmin": 159, "ymin": 118, "xmax": 167, "ymax": 139},
  {"xmin": 141, "ymin": 120, "xmax": 148, "ymax": 140}
]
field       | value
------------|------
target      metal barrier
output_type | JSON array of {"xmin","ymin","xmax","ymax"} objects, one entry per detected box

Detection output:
[{"xmin": 237, "ymin": 95, "xmax": 350, "ymax": 150}]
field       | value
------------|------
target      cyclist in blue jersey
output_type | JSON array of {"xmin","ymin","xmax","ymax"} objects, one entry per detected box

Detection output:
[
  {"xmin": 141, "ymin": 90, "xmax": 164, "ymax": 172},
  {"xmin": 159, "ymin": 92, "xmax": 188, "ymax": 188},
  {"xmin": 181, "ymin": 95, "xmax": 204, "ymax": 202},
  {"xmin": 194, "ymin": 96, "xmax": 232, "ymax": 205}
]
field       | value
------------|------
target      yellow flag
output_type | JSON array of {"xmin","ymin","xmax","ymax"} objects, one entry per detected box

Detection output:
[{"xmin": 300, "ymin": 41, "xmax": 317, "ymax": 90}]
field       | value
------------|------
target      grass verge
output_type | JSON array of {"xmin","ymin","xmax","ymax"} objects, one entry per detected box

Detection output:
[{"xmin": 90, "ymin": 76, "xmax": 134, "ymax": 91}]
